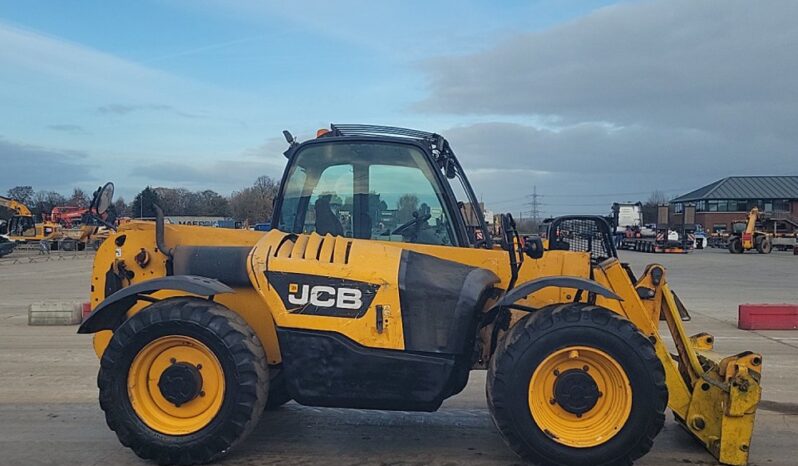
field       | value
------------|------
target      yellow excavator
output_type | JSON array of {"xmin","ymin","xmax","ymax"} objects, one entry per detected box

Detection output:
[
  {"xmin": 78, "ymin": 125, "xmax": 761, "ymax": 466},
  {"xmin": 728, "ymin": 208, "xmax": 772, "ymax": 254},
  {"xmin": 0, "ymin": 195, "xmax": 62, "ymax": 243}
]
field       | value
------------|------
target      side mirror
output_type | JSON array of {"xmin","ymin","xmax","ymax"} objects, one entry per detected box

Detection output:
[
  {"xmin": 445, "ymin": 159, "xmax": 457, "ymax": 179},
  {"xmin": 523, "ymin": 235, "xmax": 545, "ymax": 259},
  {"xmin": 282, "ymin": 130, "xmax": 299, "ymax": 159},
  {"xmin": 92, "ymin": 182, "xmax": 115, "ymax": 215}
]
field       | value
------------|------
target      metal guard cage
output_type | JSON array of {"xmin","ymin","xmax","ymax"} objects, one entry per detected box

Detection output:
[{"xmin": 547, "ymin": 216, "xmax": 618, "ymax": 263}]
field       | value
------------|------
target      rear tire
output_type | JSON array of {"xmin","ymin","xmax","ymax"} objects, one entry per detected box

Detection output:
[
  {"xmin": 728, "ymin": 237, "xmax": 743, "ymax": 254},
  {"xmin": 487, "ymin": 303, "xmax": 667, "ymax": 466},
  {"xmin": 756, "ymin": 237, "xmax": 772, "ymax": 254},
  {"xmin": 98, "ymin": 297, "xmax": 268, "ymax": 465}
]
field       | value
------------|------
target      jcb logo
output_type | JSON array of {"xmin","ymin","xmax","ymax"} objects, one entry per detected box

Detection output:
[
  {"xmin": 268, "ymin": 271, "xmax": 379, "ymax": 318},
  {"xmin": 288, "ymin": 283, "xmax": 363, "ymax": 310}
]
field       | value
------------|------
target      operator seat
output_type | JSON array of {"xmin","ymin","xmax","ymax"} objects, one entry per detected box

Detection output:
[{"xmin": 314, "ymin": 195, "xmax": 343, "ymax": 237}]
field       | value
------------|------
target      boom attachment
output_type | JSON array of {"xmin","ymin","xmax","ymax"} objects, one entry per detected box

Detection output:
[{"xmin": 592, "ymin": 259, "xmax": 761, "ymax": 466}]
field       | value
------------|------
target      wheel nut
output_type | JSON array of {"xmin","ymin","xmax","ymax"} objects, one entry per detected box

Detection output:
[
  {"xmin": 582, "ymin": 365, "xmax": 589, "ymax": 372},
  {"xmin": 196, "ymin": 364, "xmax": 202, "ymax": 370},
  {"xmin": 200, "ymin": 391, "xmax": 206, "ymax": 397},
  {"xmin": 170, "ymin": 358, "xmax": 176, "ymax": 364},
  {"xmin": 550, "ymin": 398, "xmax": 557, "ymax": 405},
  {"xmin": 553, "ymin": 369, "xmax": 560, "ymax": 376}
]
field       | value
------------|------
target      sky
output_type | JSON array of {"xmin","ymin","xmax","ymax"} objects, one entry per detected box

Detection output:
[{"xmin": 0, "ymin": 0, "xmax": 796, "ymax": 217}]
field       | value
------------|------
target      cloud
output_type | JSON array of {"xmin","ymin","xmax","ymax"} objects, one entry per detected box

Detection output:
[
  {"xmin": 0, "ymin": 20, "xmax": 185, "ymax": 100},
  {"xmin": 444, "ymin": 121, "xmax": 796, "ymax": 175},
  {"xmin": 0, "ymin": 19, "xmax": 243, "ymax": 116},
  {"xmin": 97, "ymin": 104, "xmax": 201, "ymax": 119},
  {"xmin": 440, "ymin": 118, "xmax": 797, "ymax": 215},
  {"xmin": 46, "ymin": 124, "xmax": 86, "ymax": 134},
  {"xmin": 128, "ymin": 158, "xmax": 285, "ymax": 192},
  {"xmin": 0, "ymin": 137, "xmax": 94, "ymax": 190},
  {"xmin": 413, "ymin": 0, "xmax": 798, "ymax": 214},
  {"xmin": 418, "ymin": 0, "xmax": 798, "ymax": 131}
]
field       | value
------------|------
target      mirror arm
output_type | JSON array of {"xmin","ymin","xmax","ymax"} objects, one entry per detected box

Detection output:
[{"xmin": 95, "ymin": 216, "xmax": 117, "ymax": 232}]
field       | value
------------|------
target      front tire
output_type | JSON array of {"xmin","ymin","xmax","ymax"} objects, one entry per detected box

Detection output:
[
  {"xmin": 728, "ymin": 237, "xmax": 743, "ymax": 254},
  {"xmin": 487, "ymin": 304, "xmax": 667, "ymax": 466},
  {"xmin": 98, "ymin": 297, "xmax": 268, "ymax": 465}
]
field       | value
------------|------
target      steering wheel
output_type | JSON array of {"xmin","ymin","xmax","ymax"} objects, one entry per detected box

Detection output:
[{"xmin": 392, "ymin": 212, "xmax": 432, "ymax": 237}]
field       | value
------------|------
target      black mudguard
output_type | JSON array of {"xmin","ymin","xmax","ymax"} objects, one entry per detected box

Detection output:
[
  {"xmin": 77, "ymin": 275, "xmax": 233, "ymax": 334},
  {"xmin": 493, "ymin": 276, "xmax": 622, "ymax": 310}
]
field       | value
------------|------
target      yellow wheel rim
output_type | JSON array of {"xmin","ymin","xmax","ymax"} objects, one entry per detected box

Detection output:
[
  {"xmin": 128, "ymin": 336, "xmax": 225, "ymax": 435},
  {"xmin": 528, "ymin": 346, "xmax": 632, "ymax": 448}
]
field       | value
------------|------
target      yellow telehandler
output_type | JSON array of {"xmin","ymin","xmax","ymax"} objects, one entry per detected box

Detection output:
[
  {"xmin": 728, "ymin": 208, "xmax": 772, "ymax": 254},
  {"xmin": 79, "ymin": 125, "xmax": 761, "ymax": 465}
]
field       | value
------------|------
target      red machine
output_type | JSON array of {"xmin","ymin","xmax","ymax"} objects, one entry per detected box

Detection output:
[{"xmin": 49, "ymin": 206, "xmax": 88, "ymax": 228}]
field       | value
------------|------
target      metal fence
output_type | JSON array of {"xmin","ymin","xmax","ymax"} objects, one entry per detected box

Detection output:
[{"xmin": 0, "ymin": 242, "xmax": 95, "ymax": 265}]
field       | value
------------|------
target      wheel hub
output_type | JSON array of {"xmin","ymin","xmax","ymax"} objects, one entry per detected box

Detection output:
[
  {"xmin": 552, "ymin": 368, "xmax": 600, "ymax": 416},
  {"xmin": 158, "ymin": 362, "xmax": 203, "ymax": 406}
]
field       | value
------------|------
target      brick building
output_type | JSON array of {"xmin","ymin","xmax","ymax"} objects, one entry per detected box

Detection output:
[{"xmin": 671, "ymin": 176, "xmax": 798, "ymax": 234}]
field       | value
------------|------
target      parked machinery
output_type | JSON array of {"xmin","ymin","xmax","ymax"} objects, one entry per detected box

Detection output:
[
  {"xmin": 0, "ymin": 195, "xmax": 62, "ymax": 244},
  {"xmin": 728, "ymin": 208, "xmax": 772, "ymax": 254},
  {"xmin": 613, "ymin": 203, "xmax": 696, "ymax": 253}
]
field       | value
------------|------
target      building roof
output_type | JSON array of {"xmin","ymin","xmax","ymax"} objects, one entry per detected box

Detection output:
[{"xmin": 672, "ymin": 176, "xmax": 798, "ymax": 202}]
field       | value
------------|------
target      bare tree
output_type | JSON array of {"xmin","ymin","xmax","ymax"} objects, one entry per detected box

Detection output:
[
  {"xmin": 114, "ymin": 197, "xmax": 130, "ymax": 217},
  {"xmin": 396, "ymin": 194, "xmax": 419, "ymax": 223},
  {"xmin": 31, "ymin": 191, "xmax": 67, "ymax": 218},
  {"xmin": 642, "ymin": 190, "xmax": 670, "ymax": 224},
  {"xmin": 6, "ymin": 186, "xmax": 34, "ymax": 205},
  {"xmin": 67, "ymin": 188, "xmax": 90, "ymax": 208},
  {"xmin": 230, "ymin": 176, "xmax": 280, "ymax": 224}
]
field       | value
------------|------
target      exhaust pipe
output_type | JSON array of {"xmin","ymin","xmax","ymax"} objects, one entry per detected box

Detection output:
[{"xmin": 153, "ymin": 204, "xmax": 172, "ymax": 260}]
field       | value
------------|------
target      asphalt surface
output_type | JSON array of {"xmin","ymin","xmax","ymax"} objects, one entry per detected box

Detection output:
[{"xmin": 0, "ymin": 248, "xmax": 796, "ymax": 466}]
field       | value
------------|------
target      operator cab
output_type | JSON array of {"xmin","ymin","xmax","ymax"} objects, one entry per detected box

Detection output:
[
  {"xmin": 7, "ymin": 215, "xmax": 37, "ymax": 237},
  {"xmin": 273, "ymin": 124, "xmax": 491, "ymax": 248}
]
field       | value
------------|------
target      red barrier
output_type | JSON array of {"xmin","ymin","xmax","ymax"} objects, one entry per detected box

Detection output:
[
  {"xmin": 81, "ymin": 302, "xmax": 92, "ymax": 322},
  {"xmin": 739, "ymin": 304, "xmax": 798, "ymax": 330}
]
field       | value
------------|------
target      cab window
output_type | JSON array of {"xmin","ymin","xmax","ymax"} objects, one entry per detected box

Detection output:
[
  {"xmin": 9, "ymin": 216, "xmax": 37, "ymax": 237},
  {"xmin": 277, "ymin": 142, "xmax": 456, "ymax": 246}
]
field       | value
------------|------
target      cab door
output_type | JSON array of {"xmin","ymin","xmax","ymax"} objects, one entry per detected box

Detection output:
[{"xmin": 252, "ymin": 139, "xmax": 489, "ymax": 411}]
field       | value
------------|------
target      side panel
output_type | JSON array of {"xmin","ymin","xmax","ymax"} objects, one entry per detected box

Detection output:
[
  {"xmin": 89, "ymin": 224, "xmax": 282, "ymax": 364},
  {"xmin": 277, "ymin": 328, "xmax": 455, "ymax": 411},
  {"xmin": 249, "ymin": 231, "xmax": 497, "ymax": 410},
  {"xmin": 393, "ymin": 241, "xmax": 592, "ymax": 308},
  {"xmin": 249, "ymin": 231, "xmax": 407, "ymax": 350}
]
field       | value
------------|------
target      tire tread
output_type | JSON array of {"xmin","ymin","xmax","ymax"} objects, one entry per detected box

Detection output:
[
  {"xmin": 487, "ymin": 303, "xmax": 667, "ymax": 466},
  {"xmin": 97, "ymin": 297, "xmax": 268, "ymax": 465}
]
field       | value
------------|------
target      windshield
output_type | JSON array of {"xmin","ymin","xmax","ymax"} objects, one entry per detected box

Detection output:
[{"xmin": 277, "ymin": 141, "xmax": 457, "ymax": 246}]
